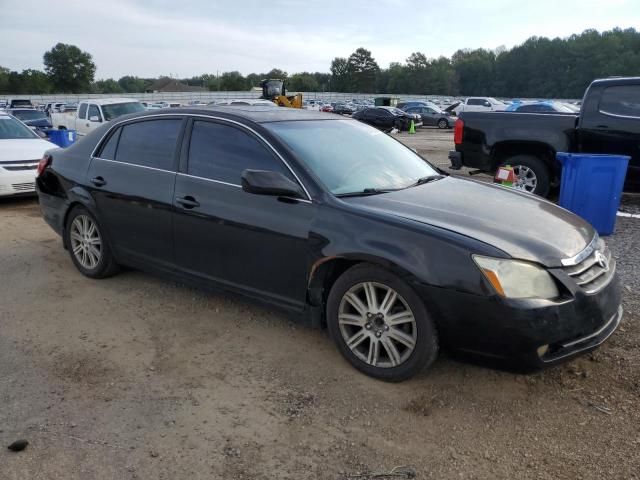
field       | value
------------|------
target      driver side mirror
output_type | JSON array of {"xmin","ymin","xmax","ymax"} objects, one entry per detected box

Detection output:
[
  {"xmin": 89, "ymin": 115, "xmax": 101, "ymax": 122},
  {"xmin": 241, "ymin": 169, "xmax": 304, "ymax": 198}
]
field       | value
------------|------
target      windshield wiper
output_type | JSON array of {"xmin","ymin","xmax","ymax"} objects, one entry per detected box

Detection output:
[
  {"xmin": 403, "ymin": 174, "xmax": 445, "ymax": 189},
  {"xmin": 335, "ymin": 187, "xmax": 398, "ymax": 198}
]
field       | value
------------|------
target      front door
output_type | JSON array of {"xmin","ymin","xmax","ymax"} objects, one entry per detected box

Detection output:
[
  {"xmin": 86, "ymin": 117, "xmax": 185, "ymax": 267},
  {"xmin": 172, "ymin": 119, "xmax": 315, "ymax": 310}
]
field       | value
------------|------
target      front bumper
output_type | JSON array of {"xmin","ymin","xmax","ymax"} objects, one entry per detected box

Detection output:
[
  {"xmin": 0, "ymin": 168, "xmax": 37, "ymax": 196},
  {"xmin": 417, "ymin": 271, "xmax": 622, "ymax": 370}
]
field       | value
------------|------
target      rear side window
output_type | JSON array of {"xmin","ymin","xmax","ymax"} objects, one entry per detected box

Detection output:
[
  {"xmin": 98, "ymin": 128, "xmax": 121, "ymax": 160},
  {"xmin": 187, "ymin": 120, "xmax": 292, "ymax": 184},
  {"xmin": 467, "ymin": 99, "xmax": 484, "ymax": 106},
  {"xmin": 79, "ymin": 103, "xmax": 88, "ymax": 119},
  {"xmin": 599, "ymin": 85, "xmax": 640, "ymax": 118},
  {"xmin": 116, "ymin": 119, "xmax": 182, "ymax": 170}
]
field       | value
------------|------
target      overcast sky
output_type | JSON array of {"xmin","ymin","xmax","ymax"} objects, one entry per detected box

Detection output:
[{"xmin": 1, "ymin": 0, "xmax": 638, "ymax": 79}]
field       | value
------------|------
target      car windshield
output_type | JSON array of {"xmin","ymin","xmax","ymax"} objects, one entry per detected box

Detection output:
[
  {"xmin": 101, "ymin": 102, "xmax": 146, "ymax": 121},
  {"xmin": 12, "ymin": 110, "xmax": 47, "ymax": 121},
  {"xmin": 265, "ymin": 120, "xmax": 438, "ymax": 195},
  {"xmin": 488, "ymin": 98, "xmax": 505, "ymax": 105},
  {"xmin": 0, "ymin": 116, "xmax": 38, "ymax": 139}
]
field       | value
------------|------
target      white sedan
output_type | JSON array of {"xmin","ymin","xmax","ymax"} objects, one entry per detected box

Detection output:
[{"xmin": 0, "ymin": 113, "xmax": 53, "ymax": 197}]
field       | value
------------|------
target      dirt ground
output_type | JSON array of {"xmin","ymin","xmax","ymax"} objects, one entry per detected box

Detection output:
[{"xmin": 1, "ymin": 128, "xmax": 639, "ymax": 480}]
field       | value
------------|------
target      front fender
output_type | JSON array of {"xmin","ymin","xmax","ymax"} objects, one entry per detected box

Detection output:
[{"xmin": 308, "ymin": 203, "xmax": 504, "ymax": 298}]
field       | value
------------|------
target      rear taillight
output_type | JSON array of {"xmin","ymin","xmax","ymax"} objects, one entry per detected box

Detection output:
[
  {"xmin": 37, "ymin": 154, "xmax": 51, "ymax": 177},
  {"xmin": 453, "ymin": 118, "xmax": 464, "ymax": 144}
]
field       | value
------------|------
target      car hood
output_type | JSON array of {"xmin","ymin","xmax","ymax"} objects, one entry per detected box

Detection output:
[
  {"xmin": 22, "ymin": 118, "xmax": 52, "ymax": 128},
  {"xmin": 444, "ymin": 102, "xmax": 461, "ymax": 113},
  {"xmin": 342, "ymin": 177, "xmax": 594, "ymax": 267},
  {"xmin": 0, "ymin": 138, "xmax": 54, "ymax": 161}
]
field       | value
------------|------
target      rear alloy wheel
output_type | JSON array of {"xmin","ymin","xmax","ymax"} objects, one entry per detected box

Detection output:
[
  {"xmin": 70, "ymin": 214, "xmax": 102, "ymax": 270},
  {"xmin": 327, "ymin": 264, "xmax": 438, "ymax": 381},
  {"xmin": 64, "ymin": 206, "xmax": 119, "ymax": 278},
  {"xmin": 437, "ymin": 119, "xmax": 448, "ymax": 129},
  {"xmin": 500, "ymin": 154, "xmax": 551, "ymax": 197}
]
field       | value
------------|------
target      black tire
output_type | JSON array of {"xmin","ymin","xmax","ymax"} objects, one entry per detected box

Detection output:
[
  {"xmin": 393, "ymin": 118, "xmax": 404, "ymax": 131},
  {"xmin": 499, "ymin": 154, "xmax": 551, "ymax": 197},
  {"xmin": 326, "ymin": 263, "xmax": 439, "ymax": 382},
  {"xmin": 437, "ymin": 118, "xmax": 448, "ymax": 129},
  {"xmin": 64, "ymin": 205, "xmax": 119, "ymax": 279}
]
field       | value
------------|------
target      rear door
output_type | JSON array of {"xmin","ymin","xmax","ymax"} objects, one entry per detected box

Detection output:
[
  {"xmin": 579, "ymin": 83, "xmax": 640, "ymax": 190},
  {"xmin": 172, "ymin": 118, "xmax": 315, "ymax": 309},
  {"xmin": 87, "ymin": 116, "xmax": 185, "ymax": 267}
]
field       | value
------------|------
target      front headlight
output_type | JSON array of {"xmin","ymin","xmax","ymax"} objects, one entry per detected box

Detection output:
[{"xmin": 473, "ymin": 255, "xmax": 559, "ymax": 299}]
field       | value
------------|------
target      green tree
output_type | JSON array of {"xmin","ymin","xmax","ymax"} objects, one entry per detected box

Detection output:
[
  {"xmin": 347, "ymin": 48, "xmax": 379, "ymax": 93},
  {"xmin": 0, "ymin": 66, "xmax": 10, "ymax": 93},
  {"xmin": 19, "ymin": 69, "xmax": 51, "ymax": 93},
  {"xmin": 92, "ymin": 78, "xmax": 124, "ymax": 93},
  {"xmin": 219, "ymin": 71, "xmax": 247, "ymax": 91},
  {"xmin": 330, "ymin": 57, "xmax": 350, "ymax": 92},
  {"xmin": 118, "ymin": 76, "xmax": 146, "ymax": 93},
  {"xmin": 43, "ymin": 43, "xmax": 96, "ymax": 93},
  {"xmin": 288, "ymin": 72, "xmax": 319, "ymax": 91}
]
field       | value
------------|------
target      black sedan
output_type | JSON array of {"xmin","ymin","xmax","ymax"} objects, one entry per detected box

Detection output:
[
  {"xmin": 352, "ymin": 107, "xmax": 421, "ymax": 132},
  {"xmin": 36, "ymin": 107, "xmax": 622, "ymax": 381}
]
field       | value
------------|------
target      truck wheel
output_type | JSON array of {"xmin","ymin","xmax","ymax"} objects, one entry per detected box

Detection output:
[{"xmin": 500, "ymin": 155, "xmax": 550, "ymax": 197}]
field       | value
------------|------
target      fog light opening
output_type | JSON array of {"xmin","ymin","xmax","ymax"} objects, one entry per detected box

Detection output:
[{"xmin": 537, "ymin": 344, "xmax": 549, "ymax": 358}]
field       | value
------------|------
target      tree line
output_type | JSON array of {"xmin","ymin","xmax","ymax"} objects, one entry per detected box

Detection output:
[{"xmin": 2, "ymin": 28, "xmax": 639, "ymax": 98}]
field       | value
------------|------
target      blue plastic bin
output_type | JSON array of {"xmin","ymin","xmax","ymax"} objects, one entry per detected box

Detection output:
[
  {"xmin": 557, "ymin": 152, "xmax": 629, "ymax": 235},
  {"xmin": 45, "ymin": 129, "xmax": 77, "ymax": 148}
]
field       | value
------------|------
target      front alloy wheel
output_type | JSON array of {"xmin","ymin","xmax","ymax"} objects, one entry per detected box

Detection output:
[
  {"xmin": 338, "ymin": 282, "xmax": 417, "ymax": 368},
  {"xmin": 327, "ymin": 264, "xmax": 438, "ymax": 381}
]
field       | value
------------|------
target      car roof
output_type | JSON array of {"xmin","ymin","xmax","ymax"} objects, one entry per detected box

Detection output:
[
  {"xmin": 80, "ymin": 98, "xmax": 140, "ymax": 105},
  {"xmin": 116, "ymin": 106, "xmax": 338, "ymax": 124}
]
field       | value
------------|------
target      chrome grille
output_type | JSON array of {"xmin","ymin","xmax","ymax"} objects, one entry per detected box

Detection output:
[
  {"xmin": 12, "ymin": 182, "xmax": 36, "ymax": 192},
  {"xmin": 4, "ymin": 165, "xmax": 37, "ymax": 171},
  {"xmin": 564, "ymin": 240, "xmax": 615, "ymax": 294}
]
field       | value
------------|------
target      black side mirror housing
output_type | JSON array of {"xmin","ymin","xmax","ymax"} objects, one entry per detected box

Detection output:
[{"xmin": 241, "ymin": 169, "xmax": 305, "ymax": 198}]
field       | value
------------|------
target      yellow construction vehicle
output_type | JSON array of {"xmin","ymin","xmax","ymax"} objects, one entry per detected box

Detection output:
[{"xmin": 260, "ymin": 79, "xmax": 303, "ymax": 108}]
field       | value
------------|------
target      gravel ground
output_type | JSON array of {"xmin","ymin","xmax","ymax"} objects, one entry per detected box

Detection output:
[{"xmin": 1, "ymin": 129, "xmax": 639, "ymax": 479}]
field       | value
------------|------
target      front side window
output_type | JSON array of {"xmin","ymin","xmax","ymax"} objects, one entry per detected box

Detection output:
[
  {"xmin": 265, "ymin": 120, "xmax": 438, "ymax": 195},
  {"xmin": 88, "ymin": 105, "xmax": 102, "ymax": 121},
  {"xmin": 599, "ymin": 85, "xmax": 640, "ymax": 118},
  {"xmin": 116, "ymin": 119, "xmax": 182, "ymax": 170},
  {"xmin": 467, "ymin": 99, "xmax": 484, "ymax": 106},
  {"xmin": 187, "ymin": 120, "xmax": 292, "ymax": 184}
]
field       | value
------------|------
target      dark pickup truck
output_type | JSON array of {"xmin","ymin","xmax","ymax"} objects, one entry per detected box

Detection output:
[{"xmin": 449, "ymin": 77, "xmax": 640, "ymax": 197}]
